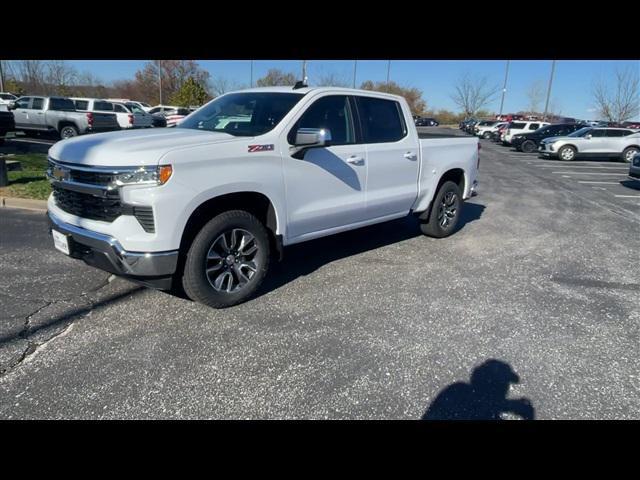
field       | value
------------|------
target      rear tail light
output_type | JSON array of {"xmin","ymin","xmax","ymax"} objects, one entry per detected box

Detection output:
[
  {"xmin": 86, "ymin": 112, "xmax": 93, "ymax": 126},
  {"xmin": 128, "ymin": 114, "xmax": 134, "ymax": 125}
]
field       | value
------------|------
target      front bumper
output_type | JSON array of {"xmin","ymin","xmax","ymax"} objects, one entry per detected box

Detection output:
[{"xmin": 47, "ymin": 211, "xmax": 178, "ymax": 289}]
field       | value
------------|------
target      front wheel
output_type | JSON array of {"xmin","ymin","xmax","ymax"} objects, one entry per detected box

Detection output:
[
  {"xmin": 521, "ymin": 140, "xmax": 536, "ymax": 153},
  {"xmin": 182, "ymin": 210, "xmax": 270, "ymax": 308},
  {"xmin": 558, "ymin": 145, "xmax": 576, "ymax": 161},
  {"xmin": 482, "ymin": 131, "xmax": 491, "ymax": 139},
  {"xmin": 622, "ymin": 147, "xmax": 639, "ymax": 163},
  {"xmin": 420, "ymin": 181, "xmax": 463, "ymax": 238}
]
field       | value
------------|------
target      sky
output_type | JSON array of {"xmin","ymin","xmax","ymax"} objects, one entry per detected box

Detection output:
[{"xmin": 65, "ymin": 60, "xmax": 640, "ymax": 120}]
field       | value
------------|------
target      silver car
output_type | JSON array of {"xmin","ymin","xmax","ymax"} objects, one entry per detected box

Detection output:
[{"xmin": 539, "ymin": 127, "xmax": 640, "ymax": 162}]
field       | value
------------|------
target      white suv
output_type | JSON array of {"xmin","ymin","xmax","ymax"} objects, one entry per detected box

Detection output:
[{"xmin": 502, "ymin": 120, "xmax": 550, "ymax": 145}]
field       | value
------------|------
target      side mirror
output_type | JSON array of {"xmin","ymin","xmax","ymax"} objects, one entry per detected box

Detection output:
[
  {"xmin": 295, "ymin": 127, "xmax": 332, "ymax": 147},
  {"xmin": 585, "ymin": 134, "xmax": 592, "ymax": 139}
]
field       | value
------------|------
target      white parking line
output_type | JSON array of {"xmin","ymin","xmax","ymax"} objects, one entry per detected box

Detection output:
[
  {"xmin": 534, "ymin": 165, "xmax": 628, "ymax": 169},
  {"xmin": 578, "ymin": 181, "xmax": 620, "ymax": 184},
  {"xmin": 614, "ymin": 195, "xmax": 640, "ymax": 198},
  {"xmin": 552, "ymin": 172, "xmax": 630, "ymax": 175}
]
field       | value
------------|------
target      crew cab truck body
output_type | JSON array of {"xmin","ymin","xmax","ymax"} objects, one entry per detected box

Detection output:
[
  {"xmin": 9, "ymin": 96, "xmax": 120, "ymax": 139},
  {"xmin": 46, "ymin": 87, "xmax": 479, "ymax": 308}
]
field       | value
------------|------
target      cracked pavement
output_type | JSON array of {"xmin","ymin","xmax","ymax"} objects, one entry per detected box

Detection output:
[{"xmin": 0, "ymin": 129, "xmax": 638, "ymax": 419}]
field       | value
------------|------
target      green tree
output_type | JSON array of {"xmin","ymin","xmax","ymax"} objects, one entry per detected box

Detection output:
[
  {"xmin": 169, "ymin": 76, "xmax": 210, "ymax": 107},
  {"xmin": 4, "ymin": 79, "xmax": 25, "ymax": 96},
  {"xmin": 360, "ymin": 80, "xmax": 427, "ymax": 115},
  {"xmin": 256, "ymin": 69, "xmax": 297, "ymax": 87}
]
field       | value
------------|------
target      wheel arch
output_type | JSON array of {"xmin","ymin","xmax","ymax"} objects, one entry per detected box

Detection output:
[{"xmin": 417, "ymin": 168, "xmax": 466, "ymax": 222}]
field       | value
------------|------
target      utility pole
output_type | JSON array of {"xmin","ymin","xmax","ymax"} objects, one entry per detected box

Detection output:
[
  {"xmin": 386, "ymin": 60, "xmax": 391, "ymax": 85},
  {"xmin": 0, "ymin": 60, "xmax": 4, "ymax": 92},
  {"xmin": 302, "ymin": 60, "xmax": 307, "ymax": 83},
  {"xmin": 499, "ymin": 60, "xmax": 510, "ymax": 117},
  {"xmin": 250, "ymin": 60, "xmax": 253, "ymax": 88},
  {"xmin": 542, "ymin": 60, "xmax": 556, "ymax": 122},
  {"xmin": 158, "ymin": 60, "xmax": 163, "ymax": 105},
  {"xmin": 353, "ymin": 60, "xmax": 357, "ymax": 89}
]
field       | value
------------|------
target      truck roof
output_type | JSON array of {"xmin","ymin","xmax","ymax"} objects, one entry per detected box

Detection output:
[{"xmin": 229, "ymin": 86, "xmax": 406, "ymax": 102}]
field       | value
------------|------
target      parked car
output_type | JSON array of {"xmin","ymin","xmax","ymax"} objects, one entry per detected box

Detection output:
[
  {"xmin": 415, "ymin": 117, "xmax": 439, "ymax": 127},
  {"xmin": 107, "ymin": 99, "xmax": 152, "ymax": 113},
  {"xmin": 46, "ymin": 86, "xmax": 480, "ymax": 308},
  {"xmin": 151, "ymin": 113, "xmax": 167, "ymax": 128},
  {"xmin": 629, "ymin": 152, "xmax": 640, "ymax": 179},
  {"xmin": 148, "ymin": 105, "xmax": 191, "ymax": 127},
  {"xmin": 502, "ymin": 120, "xmax": 550, "ymax": 145},
  {"xmin": 538, "ymin": 127, "xmax": 639, "ymax": 162},
  {"xmin": 476, "ymin": 121, "xmax": 508, "ymax": 139},
  {"xmin": 492, "ymin": 123, "xmax": 510, "ymax": 142},
  {"xmin": 71, "ymin": 98, "xmax": 153, "ymax": 129},
  {"xmin": 622, "ymin": 121, "xmax": 640, "ymax": 130},
  {"xmin": 0, "ymin": 109, "xmax": 15, "ymax": 145},
  {"xmin": 511, "ymin": 123, "xmax": 586, "ymax": 153},
  {"xmin": 459, "ymin": 118, "xmax": 477, "ymax": 131},
  {"xmin": 0, "ymin": 92, "xmax": 18, "ymax": 107},
  {"xmin": 9, "ymin": 96, "xmax": 120, "ymax": 139}
]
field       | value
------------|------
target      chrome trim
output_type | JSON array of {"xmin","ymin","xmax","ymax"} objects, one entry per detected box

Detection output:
[
  {"xmin": 48, "ymin": 211, "xmax": 178, "ymax": 277},
  {"xmin": 48, "ymin": 157, "xmax": 142, "ymax": 174},
  {"xmin": 47, "ymin": 176, "xmax": 115, "ymax": 196}
]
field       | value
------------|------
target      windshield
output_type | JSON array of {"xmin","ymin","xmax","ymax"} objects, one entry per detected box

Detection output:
[
  {"xmin": 178, "ymin": 92, "xmax": 305, "ymax": 136},
  {"xmin": 126, "ymin": 103, "xmax": 146, "ymax": 114},
  {"xmin": 568, "ymin": 127, "xmax": 592, "ymax": 137}
]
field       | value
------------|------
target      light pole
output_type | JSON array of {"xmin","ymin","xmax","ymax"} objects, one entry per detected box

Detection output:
[
  {"xmin": 499, "ymin": 60, "xmax": 510, "ymax": 117},
  {"xmin": 353, "ymin": 60, "xmax": 357, "ymax": 88},
  {"xmin": 542, "ymin": 60, "xmax": 556, "ymax": 122},
  {"xmin": 250, "ymin": 60, "xmax": 253, "ymax": 88},
  {"xmin": 158, "ymin": 60, "xmax": 163, "ymax": 105},
  {"xmin": 0, "ymin": 61, "xmax": 4, "ymax": 92},
  {"xmin": 386, "ymin": 60, "xmax": 391, "ymax": 85},
  {"xmin": 302, "ymin": 60, "xmax": 307, "ymax": 83}
]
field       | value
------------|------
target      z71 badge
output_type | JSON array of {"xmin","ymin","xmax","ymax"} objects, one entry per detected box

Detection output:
[{"xmin": 248, "ymin": 144, "xmax": 275, "ymax": 153}]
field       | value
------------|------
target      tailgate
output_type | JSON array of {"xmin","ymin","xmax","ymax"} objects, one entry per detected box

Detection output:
[{"xmin": 91, "ymin": 112, "xmax": 120, "ymax": 130}]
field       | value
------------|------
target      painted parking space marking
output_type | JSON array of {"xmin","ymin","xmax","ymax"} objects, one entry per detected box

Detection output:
[
  {"xmin": 577, "ymin": 181, "xmax": 621, "ymax": 184},
  {"xmin": 551, "ymin": 172, "xmax": 631, "ymax": 175},
  {"xmin": 614, "ymin": 195, "xmax": 640, "ymax": 198}
]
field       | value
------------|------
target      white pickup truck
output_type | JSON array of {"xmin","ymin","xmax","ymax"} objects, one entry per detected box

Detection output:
[{"xmin": 46, "ymin": 86, "xmax": 480, "ymax": 308}]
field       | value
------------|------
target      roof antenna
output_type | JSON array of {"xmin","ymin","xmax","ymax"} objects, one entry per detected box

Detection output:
[{"xmin": 293, "ymin": 78, "xmax": 308, "ymax": 90}]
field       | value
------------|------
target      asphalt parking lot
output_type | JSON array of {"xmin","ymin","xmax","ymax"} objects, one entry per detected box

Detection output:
[{"xmin": 0, "ymin": 128, "xmax": 638, "ymax": 419}]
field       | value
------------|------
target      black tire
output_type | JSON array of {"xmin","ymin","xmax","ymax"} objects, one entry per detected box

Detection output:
[
  {"xmin": 182, "ymin": 210, "xmax": 270, "ymax": 308},
  {"xmin": 482, "ymin": 131, "xmax": 491, "ymax": 139},
  {"xmin": 622, "ymin": 146, "xmax": 639, "ymax": 163},
  {"xmin": 59, "ymin": 125, "xmax": 78, "ymax": 139},
  {"xmin": 558, "ymin": 145, "xmax": 576, "ymax": 161},
  {"xmin": 420, "ymin": 181, "xmax": 463, "ymax": 238},
  {"xmin": 521, "ymin": 140, "xmax": 536, "ymax": 153}
]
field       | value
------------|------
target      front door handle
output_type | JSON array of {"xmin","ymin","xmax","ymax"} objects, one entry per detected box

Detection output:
[
  {"xmin": 346, "ymin": 155, "xmax": 365, "ymax": 166},
  {"xmin": 403, "ymin": 152, "xmax": 417, "ymax": 160}
]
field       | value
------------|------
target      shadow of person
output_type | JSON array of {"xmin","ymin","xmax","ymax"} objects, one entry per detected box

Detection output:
[{"xmin": 422, "ymin": 359, "xmax": 535, "ymax": 420}]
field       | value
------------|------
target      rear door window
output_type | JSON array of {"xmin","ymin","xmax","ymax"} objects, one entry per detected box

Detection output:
[
  {"xmin": 510, "ymin": 122, "xmax": 526, "ymax": 129},
  {"xmin": 74, "ymin": 100, "xmax": 89, "ymax": 110},
  {"xmin": 114, "ymin": 104, "xmax": 129, "ymax": 113},
  {"xmin": 31, "ymin": 98, "xmax": 44, "ymax": 110},
  {"xmin": 590, "ymin": 129, "xmax": 606, "ymax": 137},
  {"xmin": 355, "ymin": 96, "xmax": 406, "ymax": 143},
  {"xmin": 94, "ymin": 101, "xmax": 114, "ymax": 111},
  {"xmin": 289, "ymin": 95, "xmax": 355, "ymax": 145},
  {"xmin": 605, "ymin": 129, "xmax": 632, "ymax": 137}
]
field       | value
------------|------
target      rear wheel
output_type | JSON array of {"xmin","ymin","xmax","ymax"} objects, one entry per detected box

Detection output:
[
  {"xmin": 482, "ymin": 131, "xmax": 491, "ymax": 139},
  {"xmin": 182, "ymin": 210, "xmax": 270, "ymax": 308},
  {"xmin": 59, "ymin": 125, "xmax": 78, "ymax": 139},
  {"xmin": 622, "ymin": 147, "xmax": 639, "ymax": 163},
  {"xmin": 521, "ymin": 140, "xmax": 536, "ymax": 153},
  {"xmin": 420, "ymin": 181, "xmax": 463, "ymax": 238},
  {"xmin": 558, "ymin": 145, "xmax": 576, "ymax": 161}
]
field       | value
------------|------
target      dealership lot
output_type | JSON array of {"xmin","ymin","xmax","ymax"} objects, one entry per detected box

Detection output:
[{"xmin": 0, "ymin": 128, "xmax": 638, "ymax": 419}]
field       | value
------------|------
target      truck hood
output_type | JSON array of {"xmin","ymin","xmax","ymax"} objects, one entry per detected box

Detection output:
[{"xmin": 48, "ymin": 128, "xmax": 245, "ymax": 167}]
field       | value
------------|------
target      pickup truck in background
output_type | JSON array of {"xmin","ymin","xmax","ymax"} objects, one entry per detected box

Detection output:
[
  {"xmin": 71, "ymin": 98, "xmax": 153, "ymax": 129},
  {"xmin": 46, "ymin": 86, "xmax": 480, "ymax": 308},
  {"xmin": 9, "ymin": 96, "xmax": 120, "ymax": 139}
]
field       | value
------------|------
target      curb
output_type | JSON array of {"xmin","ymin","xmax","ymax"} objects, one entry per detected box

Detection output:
[{"xmin": 1, "ymin": 196, "xmax": 48, "ymax": 212}]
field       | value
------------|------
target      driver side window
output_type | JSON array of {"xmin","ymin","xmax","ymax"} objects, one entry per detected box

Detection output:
[{"xmin": 289, "ymin": 95, "xmax": 355, "ymax": 145}]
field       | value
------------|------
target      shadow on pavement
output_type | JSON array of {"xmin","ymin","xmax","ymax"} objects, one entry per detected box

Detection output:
[
  {"xmin": 422, "ymin": 359, "xmax": 535, "ymax": 420},
  {"xmin": 256, "ymin": 203, "xmax": 486, "ymax": 299},
  {"xmin": 620, "ymin": 179, "xmax": 640, "ymax": 191}
]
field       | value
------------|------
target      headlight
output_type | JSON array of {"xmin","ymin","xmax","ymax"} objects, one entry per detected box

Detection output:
[{"xmin": 114, "ymin": 165, "xmax": 173, "ymax": 186}]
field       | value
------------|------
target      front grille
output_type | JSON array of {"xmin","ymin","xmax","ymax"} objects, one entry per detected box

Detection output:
[
  {"xmin": 48, "ymin": 159, "xmax": 116, "ymax": 187},
  {"xmin": 53, "ymin": 185, "xmax": 122, "ymax": 222}
]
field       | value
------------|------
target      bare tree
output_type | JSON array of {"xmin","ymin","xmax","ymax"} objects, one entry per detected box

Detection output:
[
  {"xmin": 314, "ymin": 72, "xmax": 350, "ymax": 87},
  {"xmin": 256, "ymin": 69, "xmax": 297, "ymax": 87},
  {"xmin": 360, "ymin": 80, "xmax": 427, "ymax": 115},
  {"xmin": 525, "ymin": 80, "xmax": 545, "ymax": 115},
  {"xmin": 46, "ymin": 61, "xmax": 78, "ymax": 96},
  {"xmin": 592, "ymin": 67, "xmax": 640, "ymax": 122},
  {"xmin": 209, "ymin": 75, "xmax": 241, "ymax": 97},
  {"xmin": 450, "ymin": 73, "xmax": 500, "ymax": 118},
  {"xmin": 16, "ymin": 60, "xmax": 48, "ymax": 94}
]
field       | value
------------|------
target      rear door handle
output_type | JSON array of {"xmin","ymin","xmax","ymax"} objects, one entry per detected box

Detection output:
[
  {"xmin": 346, "ymin": 155, "xmax": 365, "ymax": 166},
  {"xmin": 404, "ymin": 152, "xmax": 417, "ymax": 160}
]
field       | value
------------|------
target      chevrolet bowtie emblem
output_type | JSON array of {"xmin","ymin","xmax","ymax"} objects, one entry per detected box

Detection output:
[{"xmin": 52, "ymin": 165, "xmax": 70, "ymax": 181}]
